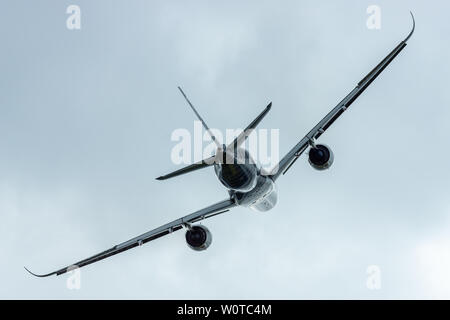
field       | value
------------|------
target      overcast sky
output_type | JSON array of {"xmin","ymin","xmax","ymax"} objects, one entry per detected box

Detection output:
[{"xmin": 1, "ymin": 0, "xmax": 450, "ymax": 299}]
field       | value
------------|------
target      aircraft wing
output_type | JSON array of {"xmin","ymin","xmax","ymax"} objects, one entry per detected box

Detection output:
[
  {"xmin": 270, "ymin": 12, "xmax": 415, "ymax": 180},
  {"xmin": 25, "ymin": 198, "xmax": 237, "ymax": 277}
]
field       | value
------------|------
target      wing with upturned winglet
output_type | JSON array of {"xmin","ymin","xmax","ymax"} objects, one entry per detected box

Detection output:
[
  {"xmin": 270, "ymin": 12, "xmax": 415, "ymax": 180},
  {"xmin": 25, "ymin": 198, "xmax": 236, "ymax": 277}
]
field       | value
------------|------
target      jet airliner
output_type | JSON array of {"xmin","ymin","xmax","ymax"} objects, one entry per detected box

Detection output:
[{"xmin": 25, "ymin": 13, "xmax": 415, "ymax": 277}]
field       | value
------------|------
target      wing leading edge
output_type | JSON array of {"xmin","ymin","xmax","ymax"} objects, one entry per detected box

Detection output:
[
  {"xmin": 25, "ymin": 198, "xmax": 237, "ymax": 277},
  {"xmin": 270, "ymin": 12, "xmax": 415, "ymax": 180}
]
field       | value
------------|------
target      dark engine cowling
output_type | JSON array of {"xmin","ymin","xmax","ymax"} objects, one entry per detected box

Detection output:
[
  {"xmin": 185, "ymin": 225, "xmax": 212, "ymax": 251},
  {"xmin": 308, "ymin": 144, "xmax": 334, "ymax": 170}
]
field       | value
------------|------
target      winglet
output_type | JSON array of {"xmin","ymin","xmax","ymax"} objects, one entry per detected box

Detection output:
[
  {"xmin": 24, "ymin": 266, "xmax": 55, "ymax": 278},
  {"xmin": 404, "ymin": 11, "xmax": 415, "ymax": 42}
]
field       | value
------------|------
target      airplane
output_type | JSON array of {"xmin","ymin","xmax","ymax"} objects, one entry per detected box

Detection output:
[{"xmin": 25, "ymin": 12, "xmax": 415, "ymax": 277}]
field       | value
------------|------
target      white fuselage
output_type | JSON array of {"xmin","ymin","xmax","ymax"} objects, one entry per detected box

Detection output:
[
  {"xmin": 233, "ymin": 174, "xmax": 278, "ymax": 212},
  {"xmin": 214, "ymin": 148, "xmax": 278, "ymax": 212}
]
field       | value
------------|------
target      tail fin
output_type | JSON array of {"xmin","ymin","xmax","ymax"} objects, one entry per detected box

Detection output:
[
  {"xmin": 156, "ymin": 156, "xmax": 215, "ymax": 180},
  {"xmin": 178, "ymin": 86, "xmax": 222, "ymax": 149},
  {"xmin": 157, "ymin": 87, "xmax": 271, "ymax": 181},
  {"xmin": 226, "ymin": 102, "xmax": 272, "ymax": 150}
]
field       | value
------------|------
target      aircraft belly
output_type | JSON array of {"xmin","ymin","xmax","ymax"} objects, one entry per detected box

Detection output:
[{"xmin": 234, "ymin": 176, "xmax": 277, "ymax": 211}]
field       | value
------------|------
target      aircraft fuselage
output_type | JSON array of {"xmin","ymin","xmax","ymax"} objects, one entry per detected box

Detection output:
[{"xmin": 214, "ymin": 148, "xmax": 278, "ymax": 212}]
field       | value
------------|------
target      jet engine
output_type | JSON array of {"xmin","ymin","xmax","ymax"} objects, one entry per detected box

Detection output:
[
  {"xmin": 308, "ymin": 144, "xmax": 334, "ymax": 170},
  {"xmin": 185, "ymin": 225, "xmax": 212, "ymax": 251}
]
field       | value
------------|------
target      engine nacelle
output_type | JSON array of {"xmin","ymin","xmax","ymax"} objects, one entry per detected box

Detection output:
[
  {"xmin": 308, "ymin": 144, "xmax": 334, "ymax": 170},
  {"xmin": 185, "ymin": 225, "xmax": 212, "ymax": 251}
]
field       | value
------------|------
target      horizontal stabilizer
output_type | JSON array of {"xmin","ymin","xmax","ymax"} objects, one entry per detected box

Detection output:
[
  {"xmin": 156, "ymin": 156, "xmax": 215, "ymax": 180},
  {"xmin": 227, "ymin": 102, "xmax": 272, "ymax": 150}
]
